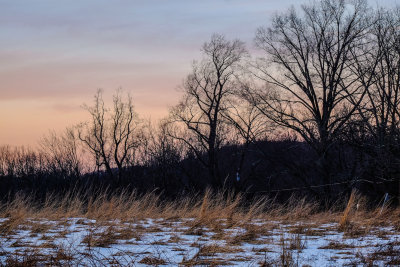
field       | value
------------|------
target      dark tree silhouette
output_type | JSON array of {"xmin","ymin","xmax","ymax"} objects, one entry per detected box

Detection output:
[
  {"xmin": 252, "ymin": 0, "xmax": 370, "ymax": 196},
  {"xmin": 40, "ymin": 128, "xmax": 82, "ymax": 178},
  {"xmin": 78, "ymin": 89, "xmax": 142, "ymax": 180},
  {"xmin": 348, "ymin": 7, "xmax": 400, "ymax": 198},
  {"xmin": 168, "ymin": 34, "xmax": 247, "ymax": 186}
]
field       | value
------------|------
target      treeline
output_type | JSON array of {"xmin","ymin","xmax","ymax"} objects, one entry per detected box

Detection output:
[{"xmin": 2, "ymin": 0, "xmax": 400, "ymax": 204}]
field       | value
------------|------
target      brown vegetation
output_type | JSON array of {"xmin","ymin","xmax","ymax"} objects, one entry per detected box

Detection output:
[
  {"xmin": 0, "ymin": 189, "xmax": 399, "ymax": 235},
  {"xmin": 0, "ymin": 190, "xmax": 400, "ymax": 266}
]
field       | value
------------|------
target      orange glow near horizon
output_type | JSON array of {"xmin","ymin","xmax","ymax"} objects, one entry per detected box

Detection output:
[
  {"xmin": 0, "ymin": 89, "xmax": 180, "ymax": 147},
  {"xmin": 1, "ymin": 0, "xmax": 397, "ymax": 147}
]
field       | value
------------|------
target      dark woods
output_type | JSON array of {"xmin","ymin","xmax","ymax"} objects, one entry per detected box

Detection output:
[{"xmin": 2, "ymin": 0, "xmax": 400, "ymax": 206}]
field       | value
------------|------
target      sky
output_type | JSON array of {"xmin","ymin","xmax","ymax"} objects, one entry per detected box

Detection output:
[{"xmin": 0, "ymin": 0, "xmax": 398, "ymax": 147}]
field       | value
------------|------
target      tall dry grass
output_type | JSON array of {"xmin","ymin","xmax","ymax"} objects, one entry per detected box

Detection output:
[
  {"xmin": 0, "ymin": 188, "xmax": 316, "ymax": 232},
  {"xmin": 0, "ymin": 188, "xmax": 399, "ymax": 229},
  {"xmin": 339, "ymin": 189, "xmax": 357, "ymax": 230}
]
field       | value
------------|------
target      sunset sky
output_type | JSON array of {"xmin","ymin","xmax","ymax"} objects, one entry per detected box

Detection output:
[{"xmin": 0, "ymin": 0, "xmax": 398, "ymax": 147}]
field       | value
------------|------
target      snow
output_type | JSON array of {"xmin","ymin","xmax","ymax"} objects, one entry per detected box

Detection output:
[{"xmin": 0, "ymin": 218, "xmax": 399, "ymax": 266}]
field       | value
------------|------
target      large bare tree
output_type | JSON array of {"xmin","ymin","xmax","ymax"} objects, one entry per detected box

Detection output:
[
  {"xmin": 168, "ymin": 34, "xmax": 247, "ymax": 186},
  {"xmin": 254, "ymin": 0, "xmax": 369, "ymax": 154},
  {"xmin": 252, "ymin": 0, "xmax": 370, "ymax": 195},
  {"xmin": 351, "ymin": 8, "xmax": 400, "ymax": 147},
  {"xmin": 78, "ymin": 89, "xmax": 142, "ymax": 180},
  {"xmin": 348, "ymin": 7, "xmax": 400, "ymax": 196}
]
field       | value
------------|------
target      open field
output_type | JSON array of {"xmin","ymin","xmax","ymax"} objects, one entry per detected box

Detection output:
[{"xmin": 1, "ymin": 191, "xmax": 400, "ymax": 266}]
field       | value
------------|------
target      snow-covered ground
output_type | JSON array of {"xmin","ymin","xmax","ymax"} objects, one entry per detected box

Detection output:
[{"xmin": 1, "ymin": 217, "xmax": 399, "ymax": 266}]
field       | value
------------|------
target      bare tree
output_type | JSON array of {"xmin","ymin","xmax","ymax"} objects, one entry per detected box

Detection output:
[
  {"xmin": 40, "ymin": 128, "xmax": 82, "ymax": 178},
  {"xmin": 348, "ymin": 7, "xmax": 400, "ymax": 196},
  {"xmin": 0, "ymin": 146, "xmax": 44, "ymax": 177},
  {"xmin": 351, "ymin": 8, "xmax": 400, "ymax": 147},
  {"xmin": 252, "ymin": 0, "xmax": 370, "ymax": 195},
  {"xmin": 78, "ymin": 89, "xmax": 141, "ymax": 180},
  {"xmin": 146, "ymin": 122, "xmax": 184, "ymax": 166},
  {"xmin": 142, "ymin": 121, "xmax": 185, "ymax": 189},
  {"xmin": 224, "ymin": 96, "xmax": 269, "ymax": 179},
  {"xmin": 168, "ymin": 34, "xmax": 247, "ymax": 186}
]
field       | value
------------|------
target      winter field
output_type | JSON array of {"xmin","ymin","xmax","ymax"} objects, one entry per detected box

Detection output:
[{"xmin": 1, "ymin": 191, "xmax": 400, "ymax": 266}]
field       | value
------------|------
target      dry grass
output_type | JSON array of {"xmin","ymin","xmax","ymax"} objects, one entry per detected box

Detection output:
[
  {"xmin": 339, "ymin": 190, "xmax": 357, "ymax": 230},
  {"xmin": 228, "ymin": 223, "xmax": 271, "ymax": 245},
  {"xmin": 82, "ymin": 225, "xmax": 121, "ymax": 248},
  {"xmin": 139, "ymin": 256, "xmax": 166, "ymax": 265},
  {"xmin": 0, "ymin": 191, "xmax": 400, "ymax": 267},
  {"xmin": 198, "ymin": 244, "xmax": 244, "ymax": 255},
  {"xmin": 319, "ymin": 241, "xmax": 356, "ymax": 250},
  {"xmin": 181, "ymin": 244, "xmax": 237, "ymax": 266},
  {"xmin": 0, "ymin": 188, "xmax": 400, "ymax": 234}
]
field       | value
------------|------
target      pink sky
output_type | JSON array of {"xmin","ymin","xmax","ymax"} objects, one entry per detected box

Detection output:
[{"xmin": 0, "ymin": 0, "xmax": 397, "ymax": 146}]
